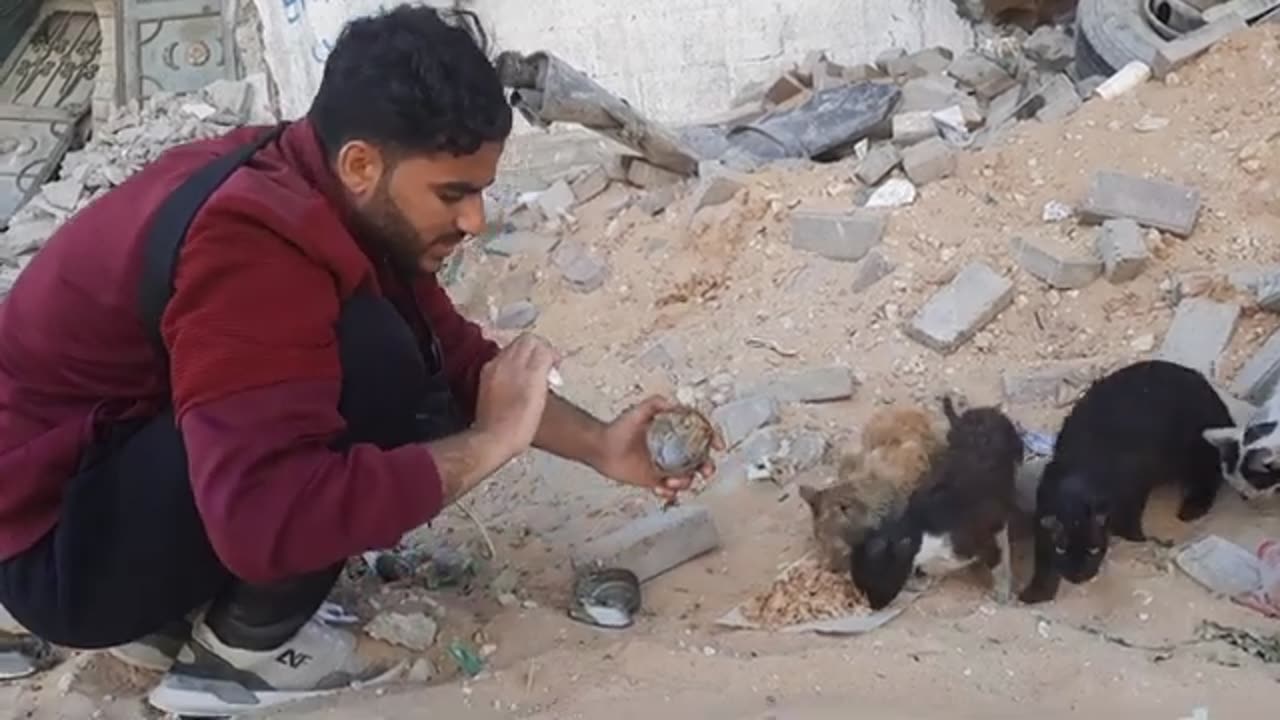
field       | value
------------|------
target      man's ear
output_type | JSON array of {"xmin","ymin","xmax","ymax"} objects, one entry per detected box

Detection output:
[{"xmin": 1202, "ymin": 426, "xmax": 1243, "ymax": 453}]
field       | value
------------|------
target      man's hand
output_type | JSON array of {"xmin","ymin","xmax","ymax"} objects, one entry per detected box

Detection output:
[
  {"xmin": 593, "ymin": 396, "xmax": 724, "ymax": 502},
  {"xmin": 473, "ymin": 333, "xmax": 560, "ymax": 462}
]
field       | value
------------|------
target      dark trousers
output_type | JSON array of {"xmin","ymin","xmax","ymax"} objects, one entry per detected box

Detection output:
[{"xmin": 0, "ymin": 294, "xmax": 448, "ymax": 651}]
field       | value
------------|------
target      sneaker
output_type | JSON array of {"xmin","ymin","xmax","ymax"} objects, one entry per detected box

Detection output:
[
  {"xmin": 108, "ymin": 617, "xmax": 193, "ymax": 672},
  {"xmin": 146, "ymin": 615, "xmax": 407, "ymax": 716}
]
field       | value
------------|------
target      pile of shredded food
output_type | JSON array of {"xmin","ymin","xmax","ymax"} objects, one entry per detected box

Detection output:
[{"xmin": 739, "ymin": 558, "xmax": 870, "ymax": 627}]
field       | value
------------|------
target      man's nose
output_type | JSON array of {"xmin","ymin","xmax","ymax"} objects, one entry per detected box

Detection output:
[{"xmin": 455, "ymin": 193, "xmax": 486, "ymax": 236}]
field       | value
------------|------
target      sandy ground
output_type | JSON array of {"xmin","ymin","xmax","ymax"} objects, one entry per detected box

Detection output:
[{"xmin": 5, "ymin": 24, "xmax": 1280, "ymax": 720}]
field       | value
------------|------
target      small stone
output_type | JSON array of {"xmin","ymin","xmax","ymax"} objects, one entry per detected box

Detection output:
[
  {"xmin": 901, "ymin": 137, "xmax": 956, "ymax": 185},
  {"xmin": 202, "ymin": 79, "xmax": 254, "ymax": 122},
  {"xmin": 1010, "ymin": 237, "xmax": 1102, "ymax": 290},
  {"xmin": 536, "ymin": 180, "xmax": 576, "ymax": 219},
  {"xmin": 1133, "ymin": 114, "xmax": 1170, "ymax": 133},
  {"xmin": 854, "ymin": 144, "xmax": 902, "ymax": 185},
  {"xmin": 40, "ymin": 179, "xmax": 84, "ymax": 212},
  {"xmin": 851, "ymin": 250, "xmax": 895, "ymax": 292},
  {"xmin": 1024, "ymin": 25, "xmax": 1075, "ymax": 72},
  {"xmin": 892, "ymin": 111, "xmax": 939, "ymax": 147},
  {"xmin": 946, "ymin": 51, "xmax": 1017, "ymax": 100},
  {"xmin": 1157, "ymin": 299, "xmax": 1240, "ymax": 377},
  {"xmin": 1097, "ymin": 218, "xmax": 1148, "ymax": 283},
  {"xmin": 712, "ymin": 395, "xmax": 781, "ymax": 449},
  {"xmin": 1042, "ymin": 200, "xmax": 1073, "ymax": 223},
  {"xmin": 626, "ymin": 159, "xmax": 685, "ymax": 189},
  {"xmin": 572, "ymin": 505, "xmax": 720, "ymax": 583},
  {"xmin": 551, "ymin": 242, "xmax": 609, "ymax": 293},
  {"xmin": 407, "ymin": 658, "xmax": 437, "ymax": 683},
  {"xmin": 865, "ymin": 178, "xmax": 917, "ymax": 209},
  {"xmin": 495, "ymin": 300, "xmax": 538, "ymax": 329},
  {"xmin": 1131, "ymin": 333, "xmax": 1156, "ymax": 353},
  {"xmin": 570, "ymin": 166, "xmax": 611, "ymax": 204},
  {"xmin": 691, "ymin": 165, "xmax": 747, "ymax": 212},
  {"xmin": 1079, "ymin": 170, "xmax": 1202, "ymax": 237},
  {"xmin": 365, "ymin": 612, "xmax": 439, "ymax": 652},
  {"xmin": 789, "ymin": 207, "xmax": 886, "ymax": 262},
  {"xmin": 1, "ymin": 219, "xmax": 57, "ymax": 256},
  {"xmin": 906, "ymin": 261, "xmax": 1015, "ymax": 354}
]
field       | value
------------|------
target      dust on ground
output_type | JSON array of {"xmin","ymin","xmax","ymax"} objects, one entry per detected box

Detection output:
[{"xmin": 5, "ymin": 25, "xmax": 1280, "ymax": 720}]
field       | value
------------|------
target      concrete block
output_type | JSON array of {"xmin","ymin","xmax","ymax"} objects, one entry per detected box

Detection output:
[
  {"xmin": 1157, "ymin": 299, "xmax": 1240, "ymax": 377},
  {"xmin": 1032, "ymin": 74, "xmax": 1082, "ymax": 124},
  {"xmin": 1152, "ymin": 14, "xmax": 1248, "ymax": 78},
  {"xmin": 876, "ymin": 48, "xmax": 910, "ymax": 75},
  {"xmin": 851, "ymin": 250, "xmax": 896, "ymax": 292},
  {"xmin": 572, "ymin": 505, "xmax": 720, "ymax": 583},
  {"xmin": 1002, "ymin": 360, "xmax": 1103, "ymax": 405},
  {"xmin": 1233, "ymin": 328, "xmax": 1280, "ymax": 405},
  {"xmin": 745, "ymin": 366, "xmax": 856, "ymax": 404},
  {"xmin": 627, "ymin": 159, "xmax": 685, "ymax": 189},
  {"xmin": 1024, "ymin": 25, "xmax": 1075, "ymax": 72},
  {"xmin": 494, "ymin": 300, "xmax": 539, "ymax": 330},
  {"xmin": 1096, "ymin": 218, "xmax": 1148, "ymax": 283},
  {"xmin": 854, "ymin": 144, "xmax": 902, "ymax": 185},
  {"xmin": 1079, "ymin": 170, "xmax": 1202, "ymax": 236},
  {"xmin": 892, "ymin": 111, "xmax": 939, "ymax": 147},
  {"xmin": 691, "ymin": 163, "xmax": 748, "ymax": 212},
  {"xmin": 904, "ymin": 47, "xmax": 955, "ymax": 76},
  {"xmin": 570, "ymin": 165, "xmax": 611, "ymax": 204},
  {"xmin": 947, "ymin": 51, "xmax": 1018, "ymax": 100},
  {"xmin": 536, "ymin": 179, "xmax": 576, "ymax": 218},
  {"xmin": 636, "ymin": 184, "xmax": 683, "ymax": 216},
  {"xmin": 906, "ymin": 261, "xmax": 1015, "ymax": 354},
  {"xmin": 551, "ymin": 242, "xmax": 609, "ymax": 293},
  {"xmin": 484, "ymin": 230, "xmax": 559, "ymax": 257},
  {"xmin": 902, "ymin": 137, "xmax": 957, "ymax": 185},
  {"xmin": 795, "ymin": 50, "xmax": 830, "ymax": 86},
  {"xmin": 789, "ymin": 207, "xmax": 886, "ymax": 262},
  {"xmin": 712, "ymin": 395, "xmax": 781, "ymax": 449},
  {"xmin": 842, "ymin": 63, "xmax": 883, "ymax": 83},
  {"xmin": 897, "ymin": 75, "xmax": 967, "ymax": 114},
  {"xmin": 1010, "ymin": 237, "xmax": 1103, "ymax": 290}
]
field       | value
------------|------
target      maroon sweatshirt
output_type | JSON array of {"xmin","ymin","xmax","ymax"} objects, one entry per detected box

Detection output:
[{"xmin": 0, "ymin": 121, "xmax": 498, "ymax": 583}]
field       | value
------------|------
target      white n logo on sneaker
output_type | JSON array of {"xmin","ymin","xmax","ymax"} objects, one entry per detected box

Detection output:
[{"xmin": 275, "ymin": 649, "xmax": 312, "ymax": 669}]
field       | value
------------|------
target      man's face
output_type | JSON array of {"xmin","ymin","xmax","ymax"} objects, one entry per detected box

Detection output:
[{"xmin": 337, "ymin": 140, "xmax": 503, "ymax": 275}]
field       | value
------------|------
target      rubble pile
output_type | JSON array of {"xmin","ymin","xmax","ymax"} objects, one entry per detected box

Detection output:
[{"xmin": 0, "ymin": 77, "xmax": 273, "ymax": 297}]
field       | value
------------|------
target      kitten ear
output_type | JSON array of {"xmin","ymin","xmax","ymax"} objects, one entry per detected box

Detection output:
[{"xmin": 1202, "ymin": 426, "xmax": 1243, "ymax": 453}]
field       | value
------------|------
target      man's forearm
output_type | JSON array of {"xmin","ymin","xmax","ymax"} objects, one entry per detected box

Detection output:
[
  {"xmin": 532, "ymin": 393, "xmax": 608, "ymax": 470},
  {"xmin": 428, "ymin": 429, "xmax": 511, "ymax": 506}
]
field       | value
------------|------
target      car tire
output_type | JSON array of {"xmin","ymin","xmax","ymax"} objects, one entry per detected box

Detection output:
[{"xmin": 1075, "ymin": 0, "xmax": 1173, "ymax": 76}]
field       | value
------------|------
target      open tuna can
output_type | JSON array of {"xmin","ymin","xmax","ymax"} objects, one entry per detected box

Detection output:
[{"xmin": 567, "ymin": 567, "xmax": 642, "ymax": 629}]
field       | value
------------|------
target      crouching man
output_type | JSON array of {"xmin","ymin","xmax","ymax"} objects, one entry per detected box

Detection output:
[{"xmin": 0, "ymin": 5, "xmax": 711, "ymax": 715}]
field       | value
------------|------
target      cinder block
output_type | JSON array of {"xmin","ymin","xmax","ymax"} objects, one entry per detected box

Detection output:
[
  {"xmin": 1233, "ymin": 328, "xmax": 1280, "ymax": 405},
  {"xmin": 1002, "ymin": 360, "xmax": 1103, "ymax": 405},
  {"xmin": 1033, "ymin": 73, "xmax": 1082, "ymax": 123},
  {"xmin": 1079, "ymin": 170, "xmax": 1202, "ymax": 236},
  {"xmin": 789, "ymin": 207, "xmax": 886, "ymax": 262},
  {"xmin": 572, "ymin": 505, "xmax": 721, "ymax": 583},
  {"xmin": 1097, "ymin": 218, "xmax": 1148, "ymax": 283},
  {"xmin": 1152, "ymin": 14, "xmax": 1248, "ymax": 78},
  {"xmin": 892, "ymin": 111, "xmax": 939, "ymax": 147},
  {"xmin": 1010, "ymin": 236, "xmax": 1102, "ymax": 289},
  {"xmin": 855, "ymin": 144, "xmax": 902, "ymax": 185},
  {"xmin": 902, "ymin": 137, "xmax": 957, "ymax": 185},
  {"xmin": 946, "ymin": 51, "xmax": 1017, "ymax": 99},
  {"xmin": 570, "ymin": 165, "xmax": 610, "ymax": 204},
  {"xmin": 712, "ymin": 395, "xmax": 780, "ymax": 449},
  {"xmin": 906, "ymin": 261, "xmax": 1015, "ymax": 354},
  {"xmin": 691, "ymin": 163, "xmax": 748, "ymax": 212},
  {"xmin": 851, "ymin": 250, "xmax": 895, "ymax": 292},
  {"xmin": 904, "ymin": 47, "xmax": 955, "ymax": 76},
  {"xmin": 1157, "ymin": 299, "xmax": 1240, "ymax": 377},
  {"xmin": 536, "ymin": 179, "xmax": 576, "ymax": 218},
  {"xmin": 627, "ymin": 159, "xmax": 685, "ymax": 189},
  {"xmin": 897, "ymin": 75, "xmax": 967, "ymax": 114},
  {"xmin": 744, "ymin": 366, "xmax": 856, "ymax": 404}
]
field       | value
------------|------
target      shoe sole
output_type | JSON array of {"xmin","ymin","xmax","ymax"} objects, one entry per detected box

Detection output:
[{"xmin": 146, "ymin": 663, "xmax": 407, "ymax": 716}]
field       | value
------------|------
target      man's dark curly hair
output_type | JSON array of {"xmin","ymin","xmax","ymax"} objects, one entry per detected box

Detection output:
[{"xmin": 307, "ymin": 4, "xmax": 513, "ymax": 161}]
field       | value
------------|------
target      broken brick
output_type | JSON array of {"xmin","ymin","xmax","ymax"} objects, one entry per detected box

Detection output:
[
  {"xmin": 1079, "ymin": 170, "xmax": 1202, "ymax": 237},
  {"xmin": 854, "ymin": 144, "xmax": 902, "ymax": 185},
  {"xmin": 789, "ymin": 207, "xmax": 886, "ymax": 262},
  {"xmin": 892, "ymin": 111, "xmax": 939, "ymax": 147},
  {"xmin": 1096, "ymin": 218, "xmax": 1148, "ymax": 283},
  {"xmin": 1157, "ymin": 299, "xmax": 1240, "ymax": 377},
  {"xmin": 1010, "ymin": 236, "xmax": 1102, "ymax": 290},
  {"xmin": 743, "ymin": 366, "xmax": 856, "ymax": 404},
  {"xmin": 901, "ymin": 137, "xmax": 957, "ymax": 185},
  {"xmin": 712, "ymin": 395, "xmax": 780, "ymax": 449},
  {"xmin": 906, "ymin": 262, "xmax": 1014, "ymax": 354},
  {"xmin": 946, "ymin": 51, "xmax": 1017, "ymax": 100},
  {"xmin": 572, "ymin": 505, "xmax": 721, "ymax": 583},
  {"xmin": 570, "ymin": 165, "xmax": 610, "ymax": 204}
]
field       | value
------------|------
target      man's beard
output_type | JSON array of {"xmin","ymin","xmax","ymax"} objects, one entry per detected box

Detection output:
[{"xmin": 351, "ymin": 184, "xmax": 431, "ymax": 277}]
